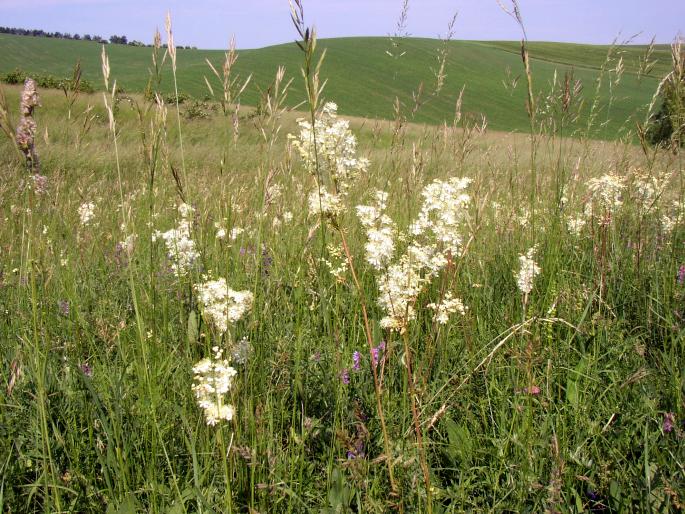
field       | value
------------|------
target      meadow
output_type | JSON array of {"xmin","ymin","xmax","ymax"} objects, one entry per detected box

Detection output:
[
  {"xmin": 0, "ymin": 31, "xmax": 674, "ymax": 138},
  {"xmin": 0, "ymin": 9, "xmax": 684, "ymax": 513}
]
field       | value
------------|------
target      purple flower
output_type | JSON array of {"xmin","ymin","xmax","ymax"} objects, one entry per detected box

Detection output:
[
  {"xmin": 352, "ymin": 351, "xmax": 361, "ymax": 371},
  {"xmin": 663, "ymin": 412, "xmax": 675, "ymax": 433},
  {"xmin": 347, "ymin": 440, "xmax": 365, "ymax": 460},
  {"xmin": 371, "ymin": 341, "xmax": 385, "ymax": 369},
  {"xmin": 678, "ymin": 265, "xmax": 685, "ymax": 285},
  {"xmin": 58, "ymin": 300, "xmax": 70, "ymax": 317},
  {"xmin": 80, "ymin": 363, "xmax": 93, "ymax": 377},
  {"xmin": 340, "ymin": 368, "xmax": 350, "ymax": 385}
]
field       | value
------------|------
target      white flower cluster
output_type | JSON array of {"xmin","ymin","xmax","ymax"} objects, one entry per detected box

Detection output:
[
  {"xmin": 630, "ymin": 170, "xmax": 671, "ymax": 213},
  {"xmin": 566, "ymin": 215, "xmax": 586, "ymax": 236},
  {"xmin": 516, "ymin": 246, "xmax": 541, "ymax": 296},
  {"xmin": 192, "ymin": 346, "xmax": 237, "ymax": 426},
  {"xmin": 153, "ymin": 203, "xmax": 199, "ymax": 277},
  {"xmin": 308, "ymin": 190, "xmax": 346, "ymax": 219},
  {"xmin": 194, "ymin": 276, "xmax": 254, "ymax": 335},
  {"xmin": 78, "ymin": 202, "xmax": 96, "ymax": 226},
  {"xmin": 356, "ymin": 191, "xmax": 394, "ymax": 269},
  {"xmin": 427, "ymin": 292, "xmax": 467, "ymax": 325},
  {"xmin": 411, "ymin": 177, "xmax": 472, "ymax": 256},
  {"xmin": 587, "ymin": 173, "xmax": 625, "ymax": 214},
  {"xmin": 358, "ymin": 178, "xmax": 471, "ymax": 332},
  {"xmin": 290, "ymin": 102, "xmax": 369, "ymax": 219},
  {"xmin": 320, "ymin": 243, "xmax": 348, "ymax": 282}
]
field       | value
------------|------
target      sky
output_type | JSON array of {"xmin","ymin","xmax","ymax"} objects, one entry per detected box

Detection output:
[{"xmin": 0, "ymin": 0, "xmax": 683, "ymax": 49}]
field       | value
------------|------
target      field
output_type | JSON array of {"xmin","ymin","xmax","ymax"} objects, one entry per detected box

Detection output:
[
  {"xmin": 0, "ymin": 19, "xmax": 684, "ymax": 514},
  {"xmin": 0, "ymin": 32, "xmax": 674, "ymax": 138}
]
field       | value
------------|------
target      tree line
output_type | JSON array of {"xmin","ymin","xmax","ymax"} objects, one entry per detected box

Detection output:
[{"xmin": 0, "ymin": 26, "xmax": 195, "ymax": 49}]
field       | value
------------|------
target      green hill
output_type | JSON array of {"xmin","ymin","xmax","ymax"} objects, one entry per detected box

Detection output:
[{"xmin": 0, "ymin": 33, "xmax": 673, "ymax": 138}]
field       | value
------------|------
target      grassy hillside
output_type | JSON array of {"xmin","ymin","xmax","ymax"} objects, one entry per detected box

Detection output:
[{"xmin": 0, "ymin": 33, "xmax": 672, "ymax": 137}]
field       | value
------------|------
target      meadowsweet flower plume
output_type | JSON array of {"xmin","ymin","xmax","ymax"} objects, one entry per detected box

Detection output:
[
  {"xmin": 356, "ymin": 190, "xmax": 395, "ymax": 270},
  {"xmin": 153, "ymin": 203, "xmax": 199, "ymax": 277},
  {"xmin": 78, "ymin": 202, "xmax": 96, "ymax": 226},
  {"xmin": 516, "ymin": 246, "xmax": 541, "ymax": 297},
  {"xmin": 359, "ymin": 177, "xmax": 471, "ymax": 332},
  {"xmin": 427, "ymin": 291, "xmax": 467, "ymax": 324},
  {"xmin": 587, "ymin": 173, "xmax": 625, "ymax": 224},
  {"xmin": 290, "ymin": 102, "xmax": 369, "ymax": 219},
  {"xmin": 192, "ymin": 346, "xmax": 238, "ymax": 426},
  {"xmin": 194, "ymin": 276, "xmax": 254, "ymax": 335}
]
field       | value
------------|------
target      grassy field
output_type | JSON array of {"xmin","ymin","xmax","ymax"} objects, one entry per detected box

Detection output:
[
  {"xmin": 0, "ymin": 33, "xmax": 673, "ymax": 138},
  {"xmin": 0, "ymin": 22, "xmax": 684, "ymax": 513}
]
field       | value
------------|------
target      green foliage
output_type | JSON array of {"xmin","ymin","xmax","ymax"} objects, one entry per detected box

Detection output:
[
  {"xmin": 0, "ymin": 33, "xmax": 673, "ymax": 138},
  {"xmin": 2, "ymin": 66, "xmax": 94, "ymax": 93},
  {"xmin": 0, "ymin": 39, "xmax": 684, "ymax": 512}
]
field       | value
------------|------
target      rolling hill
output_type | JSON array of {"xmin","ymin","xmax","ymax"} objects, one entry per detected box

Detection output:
[{"xmin": 0, "ymin": 33, "xmax": 673, "ymax": 138}]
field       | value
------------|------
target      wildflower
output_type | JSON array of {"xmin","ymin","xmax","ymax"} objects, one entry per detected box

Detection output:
[
  {"xmin": 340, "ymin": 368, "xmax": 350, "ymax": 385},
  {"xmin": 427, "ymin": 292, "xmax": 467, "ymax": 324},
  {"xmin": 371, "ymin": 341, "xmax": 385, "ymax": 369},
  {"xmin": 78, "ymin": 202, "xmax": 96, "ymax": 226},
  {"xmin": 155, "ymin": 204, "xmax": 199, "ymax": 277},
  {"xmin": 308, "ymin": 190, "xmax": 345, "ymax": 218},
  {"xmin": 230, "ymin": 227, "xmax": 244, "ymax": 241},
  {"xmin": 587, "ymin": 173, "xmax": 625, "ymax": 217},
  {"xmin": 352, "ymin": 351, "xmax": 361, "ymax": 371},
  {"xmin": 566, "ymin": 215, "xmax": 586, "ymax": 236},
  {"xmin": 283, "ymin": 211, "xmax": 293, "ymax": 223},
  {"xmin": 79, "ymin": 363, "xmax": 93, "ymax": 377},
  {"xmin": 215, "ymin": 222, "xmax": 227, "ymax": 240},
  {"xmin": 357, "ymin": 191, "xmax": 395, "ymax": 269},
  {"xmin": 678, "ymin": 265, "xmax": 685, "ymax": 285},
  {"xmin": 289, "ymin": 102, "xmax": 369, "ymax": 196},
  {"xmin": 663, "ymin": 412, "xmax": 675, "ymax": 433},
  {"xmin": 194, "ymin": 276, "xmax": 254, "ymax": 335},
  {"xmin": 516, "ymin": 247, "xmax": 541, "ymax": 296},
  {"xmin": 192, "ymin": 347, "xmax": 237, "ymax": 426}
]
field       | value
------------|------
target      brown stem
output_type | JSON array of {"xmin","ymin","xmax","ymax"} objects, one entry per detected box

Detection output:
[{"xmin": 401, "ymin": 330, "xmax": 433, "ymax": 512}]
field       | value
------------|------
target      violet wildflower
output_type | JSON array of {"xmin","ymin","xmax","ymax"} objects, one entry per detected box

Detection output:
[
  {"xmin": 352, "ymin": 351, "xmax": 361, "ymax": 371},
  {"xmin": 347, "ymin": 440, "xmax": 365, "ymax": 460},
  {"xmin": 371, "ymin": 342, "xmax": 384, "ymax": 369},
  {"xmin": 677, "ymin": 265, "xmax": 685, "ymax": 285},
  {"xmin": 663, "ymin": 412, "xmax": 675, "ymax": 433},
  {"xmin": 340, "ymin": 368, "xmax": 350, "ymax": 385},
  {"xmin": 80, "ymin": 363, "xmax": 93, "ymax": 377}
]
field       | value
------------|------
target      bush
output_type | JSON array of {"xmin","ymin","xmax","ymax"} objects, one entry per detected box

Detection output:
[{"xmin": 1, "ymin": 68, "xmax": 94, "ymax": 94}]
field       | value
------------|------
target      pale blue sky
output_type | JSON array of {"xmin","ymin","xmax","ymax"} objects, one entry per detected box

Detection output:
[{"xmin": 0, "ymin": 0, "xmax": 683, "ymax": 49}]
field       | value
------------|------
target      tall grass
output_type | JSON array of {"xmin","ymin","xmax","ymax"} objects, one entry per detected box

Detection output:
[{"xmin": 0, "ymin": 7, "xmax": 684, "ymax": 514}]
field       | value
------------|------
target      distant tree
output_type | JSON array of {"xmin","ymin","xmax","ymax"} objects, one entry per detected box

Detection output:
[{"xmin": 83, "ymin": 34, "xmax": 91, "ymax": 41}]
